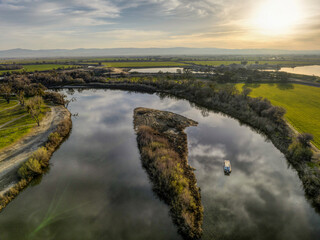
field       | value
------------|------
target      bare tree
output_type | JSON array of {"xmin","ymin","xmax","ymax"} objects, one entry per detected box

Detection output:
[
  {"xmin": 17, "ymin": 90, "xmax": 25, "ymax": 106},
  {"xmin": 0, "ymin": 83, "xmax": 12, "ymax": 103},
  {"xmin": 26, "ymin": 96, "xmax": 44, "ymax": 126}
]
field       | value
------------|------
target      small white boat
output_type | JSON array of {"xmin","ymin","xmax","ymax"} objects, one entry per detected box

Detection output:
[{"xmin": 224, "ymin": 160, "xmax": 232, "ymax": 175}]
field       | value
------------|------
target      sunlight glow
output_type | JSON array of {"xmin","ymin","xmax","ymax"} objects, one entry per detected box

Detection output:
[{"xmin": 251, "ymin": 0, "xmax": 303, "ymax": 35}]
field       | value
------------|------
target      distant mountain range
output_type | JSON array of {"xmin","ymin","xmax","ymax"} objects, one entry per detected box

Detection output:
[{"xmin": 1, "ymin": 48, "xmax": 320, "ymax": 59}]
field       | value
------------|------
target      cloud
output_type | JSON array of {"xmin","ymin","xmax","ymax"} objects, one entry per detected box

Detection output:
[{"xmin": 0, "ymin": 0, "xmax": 319, "ymax": 50}]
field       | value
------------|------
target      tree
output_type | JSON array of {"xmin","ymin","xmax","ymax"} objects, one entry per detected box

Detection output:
[
  {"xmin": 297, "ymin": 133, "xmax": 314, "ymax": 147},
  {"xmin": 242, "ymin": 87, "xmax": 252, "ymax": 98},
  {"xmin": 0, "ymin": 83, "xmax": 12, "ymax": 103},
  {"xmin": 26, "ymin": 96, "xmax": 44, "ymax": 126},
  {"xmin": 17, "ymin": 90, "xmax": 25, "ymax": 106}
]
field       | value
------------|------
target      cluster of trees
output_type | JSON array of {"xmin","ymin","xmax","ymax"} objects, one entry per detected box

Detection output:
[
  {"xmin": 0, "ymin": 76, "xmax": 68, "ymax": 126},
  {"xmin": 0, "ymin": 64, "xmax": 22, "ymax": 71},
  {"xmin": 2, "ymin": 70, "xmax": 104, "ymax": 87}
]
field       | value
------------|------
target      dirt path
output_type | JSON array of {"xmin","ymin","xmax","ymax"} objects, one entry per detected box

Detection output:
[
  {"xmin": 0, "ymin": 113, "xmax": 28, "ymax": 129},
  {"xmin": 286, "ymin": 121, "xmax": 320, "ymax": 160},
  {"xmin": 0, "ymin": 101, "xmax": 19, "ymax": 113},
  {"xmin": 0, "ymin": 106, "xmax": 70, "ymax": 188}
]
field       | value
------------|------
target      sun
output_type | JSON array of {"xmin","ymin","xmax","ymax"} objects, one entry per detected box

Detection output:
[{"xmin": 251, "ymin": 0, "xmax": 303, "ymax": 35}]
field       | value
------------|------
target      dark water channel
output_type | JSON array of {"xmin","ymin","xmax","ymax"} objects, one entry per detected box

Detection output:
[{"xmin": 0, "ymin": 89, "xmax": 319, "ymax": 240}]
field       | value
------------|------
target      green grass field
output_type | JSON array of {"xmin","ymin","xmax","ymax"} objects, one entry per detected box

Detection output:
[
  {"xmin": 0, "ymin": 98, "xmax": 50, "ymax": 150},
  {"xmin": 101, "ymin": 62, "xmax": 189, "ymax": 68},
  {"xmin": 186, "ymin": 60, "xmax": 318, "ymax": 66},
  {"xmin": 0, "ymin": 64, "xmax": 78, "ymax": 74},
  {"xmin": 22, "ymin": 64, "xmax": 77, "ymax": 72},
  {"xmin": 236, "ymin": 83, "xmax": 320, "ymax": 149}
]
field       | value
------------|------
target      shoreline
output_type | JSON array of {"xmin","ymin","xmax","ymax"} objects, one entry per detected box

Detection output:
[
  {"xmin": 0, "ymin": 105, "xmax": 71, "ymax": 211},
  {"xmin": 50, "ymin": 82, "xmax": 320, "ymax": 210}
]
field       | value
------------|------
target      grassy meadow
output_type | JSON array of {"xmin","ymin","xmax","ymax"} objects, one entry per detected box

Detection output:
[
  {"xmin": 0, "ymin": 64, "xmax": 78, "ymax": 74},
  {"xmin": 237, "ymin": 83, "xmax": 320, "ymax": 149},
  {"xmin": 0, "ymin": 98, "xmax": 50, "ymax": 150}
]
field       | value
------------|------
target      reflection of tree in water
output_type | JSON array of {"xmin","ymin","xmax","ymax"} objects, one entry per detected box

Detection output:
[
  {"xmin": 66, "ymin": 88, "xmax": 75, "ymax": 96},
  {"xmin": 276, "ymin": 83, "xmax": 295, "ymax": 90}
]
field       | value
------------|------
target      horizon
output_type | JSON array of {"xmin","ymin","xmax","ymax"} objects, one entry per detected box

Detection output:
[{"xmin": 0, "ymin": 0, "xmax": 319, "ymax": 51}]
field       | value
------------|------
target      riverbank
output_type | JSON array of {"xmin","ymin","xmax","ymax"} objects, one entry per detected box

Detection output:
[
  {"xmin": 134, "ymin": 107, "xmax": 203, "ymax": 240},
  {"xmin": 54, "ymin": 81, "xmax": 320, "ymax": 211},
  {"xmin": 0, "ymin": 105, "xmax": 71, "ymax": 211}
]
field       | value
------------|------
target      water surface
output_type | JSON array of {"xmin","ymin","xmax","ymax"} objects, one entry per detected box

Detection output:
[
  {"xmin": 0, "ymin": 89, "xmax": 319, "ymax": 240},
  {"xmin": 280, "ymin": 65, "xmax": 320, "ymax": 77},
  {"xmin": 129, "ymin": 67, "xmax": 183, "ymax": 73}
]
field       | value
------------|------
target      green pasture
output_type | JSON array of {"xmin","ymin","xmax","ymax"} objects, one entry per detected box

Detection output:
[
  {"xmin": 0, "ymin": 64, "xmax": 78, "ymax": 74},
  {"xmin": 0, "ymin": 98, "xmax": 50, "ymax": 150},
  {"xmin": 236, "ymin": 83, "xmax": 320, "ymax": 149}
]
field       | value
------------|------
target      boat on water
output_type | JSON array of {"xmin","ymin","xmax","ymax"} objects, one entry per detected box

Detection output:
[{"xmin": 224, "ymin": 160, "xmax": 232, "ymax": 175}]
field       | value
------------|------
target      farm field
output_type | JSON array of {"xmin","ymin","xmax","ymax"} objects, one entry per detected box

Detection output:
[
  {"xmin": 237, "ymin": 83, "xmax": 320, "ymax": 149},
  {"xmin": 0, "ymin": 98, "xmax": 50, "ymax": 150},
  {"xmin": 0, "ymin": 64, "xmax": 78, "ymax": 74},
  {"xmin": 22, "ymin": 64, "xmax": 78, "ymax": 72},
  {"xmin": 101, "ymin": 61, "xmax": 189, "ymax": 68}
]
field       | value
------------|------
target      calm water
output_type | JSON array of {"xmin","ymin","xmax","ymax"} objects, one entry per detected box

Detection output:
[
  {"xmin": 280, "ymin": 65, "xmax": 320, "ymax": 77},
  {"xmin": 0, "ymin": 89, "xmax": 319, "ymax": 240},
  {"xmin": 129, "ymin": 67, "xmax": 183, "ymax": 73}
]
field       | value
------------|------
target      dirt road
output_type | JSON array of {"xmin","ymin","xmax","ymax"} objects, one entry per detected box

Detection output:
[{"xmin": 0, "ymin": 106, "xmax": 70, "ymax": 190}]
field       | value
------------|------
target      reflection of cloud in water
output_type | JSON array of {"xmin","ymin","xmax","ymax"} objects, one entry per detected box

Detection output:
[
  {"xmin": 0, "ymin": 89, "xmax": 319, "ymax": 240},
  {"xmin": 185, "ymin": 108, "xmax": 319, "ymax": 240}
]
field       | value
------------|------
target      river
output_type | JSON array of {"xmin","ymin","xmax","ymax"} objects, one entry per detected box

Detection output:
[
  {"xmin": 0, "ymin": 89, "xmax": 319, "ymax": 240},
  {"xmin": 280, "ymin": 65, "xmax": 320, "ymax": 77}
]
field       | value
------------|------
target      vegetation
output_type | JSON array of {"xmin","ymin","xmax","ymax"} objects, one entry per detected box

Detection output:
[
  {"xmin": 0, "ymin": 77, "xmax": 64, "ymax": 149},
  {"xmin": 0, "ymin": 115, "xmax": 72, "ymax": 212},
  {"xmin": 237, "ymin": 84, "xmax": 320, "ymax": 149},
  {"xmin": 0, "ymin": 97, "xmax": 49, "ymax": 150},
  {"xmin": 25, "ymin": 96, "xmax": 44, "ymax": 126},
  {"xmin": 134, "ymin": 108, "xmax": 203, "ymax": 240},
  {"xmin": 0, "ymin": 64, "xmax": 78, "ymax": 75},
  {"xmin": 0, "ymin": 83, "xmax": 12, "ymax": 103}
]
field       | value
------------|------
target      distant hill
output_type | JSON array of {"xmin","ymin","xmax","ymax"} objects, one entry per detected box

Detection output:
[{"xmin": 1, "ymin": 48, "xmax": 320, "ymax": 59}]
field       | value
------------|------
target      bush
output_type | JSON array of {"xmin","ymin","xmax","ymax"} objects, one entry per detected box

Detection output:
[
  {"xmin": 289, "ymin": 141, "xmax": 313, "ymax": 164},
  {"xmin": 44, "ymin": 92, "xmax": 67, "ymax": 105},
  {"xmin": 18, "ymin": 158, "xmax": 42, "ymax": 179},
  {"xmin": 47, "ymin": 132, "xmax": 62, "ymax": 149},
  {"xmin": 31, "ymin": 147, "xmax": 49, "ymax": 168},
  {"xmin": 56, "ymin": 118, "xmax": 72, "ymax": 137},
  {"xmin": 298, "ymin": 133, "xmax": 314, "ymax": 147}
]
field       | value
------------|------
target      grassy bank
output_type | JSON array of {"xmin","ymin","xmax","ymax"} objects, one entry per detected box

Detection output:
[
  {"xmin": 0, "ymin": 98, "xmax": 50, "ymax": 150},
  {"xmin": 236, "ymin": 84, "xmax": 320, "ymax": 149},
  {"xmin": 0, "ymin": 107, "xmax": 72, "ymax": 211}
]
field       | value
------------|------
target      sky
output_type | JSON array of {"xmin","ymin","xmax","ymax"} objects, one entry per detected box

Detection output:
[{"xmin": 0, "ymin": 0, "xmax": 319, "ymax": 50}]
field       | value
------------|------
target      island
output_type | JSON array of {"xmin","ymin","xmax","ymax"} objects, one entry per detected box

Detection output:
[{"xmin": 134, "ymin": 107, "xmax": 203, "ymax": 240}]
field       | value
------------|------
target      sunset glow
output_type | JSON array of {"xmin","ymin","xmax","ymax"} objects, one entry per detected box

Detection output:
[{"xmin": 251, "ymin": 0, "xmax": 304, "ymax": 35}]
